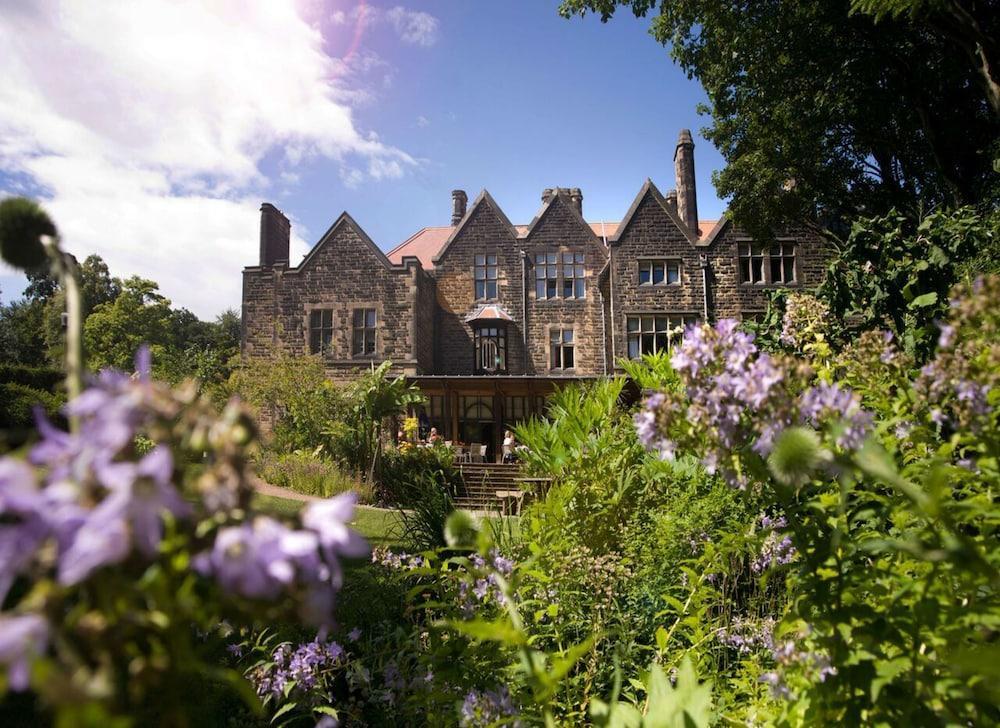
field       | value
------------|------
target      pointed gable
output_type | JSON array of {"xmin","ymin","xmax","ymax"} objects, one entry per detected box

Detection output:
[
  {"xmin": 610, "ymin": 179, "xmax": 697, "ymax": 246},
  {"xmin": 297, "ymin": 212, "xmax": 399, "ymax": 272},
  {"xmin": 521, "ymin": 188, "xmax": 601, "ymax": 244},
  {"xmin": 431, "ymin": 189, "xmax": 518, "ymax": 265}
]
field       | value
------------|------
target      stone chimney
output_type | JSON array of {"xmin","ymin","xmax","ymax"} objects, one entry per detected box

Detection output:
[
  {"xmin": 259, "ymin": 202, "xmax": 290, "ymax": 267},
  {"xmin": 569, "ymin": 188, "xmax": 583, "ymax": 216},
  {"xmin": 541, "ymin": 188, "xmax": 555, "ymax": 205},
  {"xmin": 673, "ymin": 129, "xmax": 698, "ymax": 235},
  {"xmin": 665, "ymin": 189, "xmax": 678, "ymax": 214},
  {"xmin": 451, "ymin": 189, "xmax": 467, "ymax": 225}
]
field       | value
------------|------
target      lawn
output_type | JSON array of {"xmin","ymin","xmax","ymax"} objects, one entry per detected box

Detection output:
[{"xmin": 252, "ymin": 493, "xmax": 405, "ymax": 548}]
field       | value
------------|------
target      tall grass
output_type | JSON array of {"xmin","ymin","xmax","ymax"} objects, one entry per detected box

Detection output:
[{"xmin": 259, "ymin": 450, "xmax": 374, "ymax": 503}]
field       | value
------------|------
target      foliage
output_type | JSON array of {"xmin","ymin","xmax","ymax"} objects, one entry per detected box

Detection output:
[
  {"xmin": 819, "ymin": 206, "xmax": 995, "ymax": 358},
  {"xmin": 0, "ymin": 299, "xmax": 48, "ymax": 367},
  {"xmin": 0, "ymin": 382, "xmax": 64, "ymax": 439},
  {"xmin": 345, "ymin": 361, "xmax": 425, "ymax": 483},
  {"xmin": 258, "ymin": 450, "xmax": 374, "ymax": 503},
  {"xmin": 0, "ymin": 363, "xmax": 63, "ymax": 392},
  {"xmin": 558, "ymin": 0, "xmax": 999, "ymax": 236},
  {"xmin": 0, "ymin": 350, "xmax": 370, "ymax": 725},
  {"xmin": 230, "ymin": 354, "xmax": 349, "ymax": 454},
  {"xmin": 381, "ymin": 445, "xmax": 459, "ymax": 549}
]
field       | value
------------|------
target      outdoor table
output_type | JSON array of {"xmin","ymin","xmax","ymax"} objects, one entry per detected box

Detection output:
[
  {"xmin": 494, "ymin": 489, "xmax": 526, "ymax": 516},
  {"xmin": 516, "ymin": 477, "xmax": 552, "ymax": 499}
]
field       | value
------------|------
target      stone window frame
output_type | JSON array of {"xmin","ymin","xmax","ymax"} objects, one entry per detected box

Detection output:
[
  {"xmin": 637, "ymin": 257, "xmax": 683, "ymax": 287},
  {"xmin": 534, "ymin": 250, "xmax": 586, "ymax": 301},
  {"xmin": 474, "ymin": 253, "xmax": 499, "ymax": 301},
  {"xmin": 351, "ymin": 306, "xmax": 378, "ymax": 359},
  {"xmin": 306, "ymin": 307, "xmax": 335, "ymax": 356},
  {"xmin": 548, "ymin": 326, "xmax": 576, "ymax": 371},
  {"xmin": 625, "ymin": 312, "xmax": 699, "ymax": 359},
  {"xmin": 736, "ymin": 238, "xmax": 799, "ymax": 287}
]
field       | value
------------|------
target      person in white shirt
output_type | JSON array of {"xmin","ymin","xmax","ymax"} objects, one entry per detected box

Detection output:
[{"xmin": 502, "ymin": 430, "xmax": 516, "ymax": 463}]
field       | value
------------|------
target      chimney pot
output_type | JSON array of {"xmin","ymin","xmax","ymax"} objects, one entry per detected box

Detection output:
[
  {"xmin": 673, "ymin": 129, "xmax": 698, "ymax": 235},
  {"xmin": 569, "ymin": 188, "xmax": 583, "ymax": 215},
  {"xmin": 541, "ymin": 188, "xmax": 555, "ymax": 205},
  {"xmin": 665, "ymin": 189, "xmax": 678, "ymax": 212},
  {"xmin": 451, "ymin": 189, "xmax": 467, "ymax": 225},
  {"xmin": 259, "ymin": 202, "xmax": 290, "ymax": 267}
]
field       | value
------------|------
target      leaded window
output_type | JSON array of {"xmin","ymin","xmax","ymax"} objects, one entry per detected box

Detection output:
[
  {"xmin": 626, "ymin": 315, "xmax": 696, "ymax": 358},
  {"xmin": 352, "ymin": 308, "xmax": 376, "ymax": 356},
  {"xmin": 474, "ymin": 325, "xmax": 507, "ymax": 373},
  {"xmin": 549, "ymin": 328, "xmax": 575, "ymax": 369},
  {"xmin": 474, "ymin": 254, "xmax": 498, "ymax": 300},
  {"xmin": 308, "ymin": 309, "xmax": 333, "ymax": 355},
  {"xmin": 562, "ymin": 252, "xmax": 585, "ymax": 298},
  {"xmin": 638, "ymin": 260, "xmax": 681, "ymax": 286}
]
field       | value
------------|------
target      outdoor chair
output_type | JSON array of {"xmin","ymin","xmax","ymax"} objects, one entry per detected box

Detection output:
[{"xmin": 469, "ymin": 442, "xmax": 483, "ymax": 463}]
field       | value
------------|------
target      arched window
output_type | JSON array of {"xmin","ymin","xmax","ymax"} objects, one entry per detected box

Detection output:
[{"xmin": 474, "ymin": 325, "xmax": 507, "ymax": 374}]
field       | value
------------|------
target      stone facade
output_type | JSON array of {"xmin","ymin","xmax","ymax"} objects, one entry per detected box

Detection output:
[{"xmin": 241, "ymin": 131, "xmax": 830, "ymax": 382}]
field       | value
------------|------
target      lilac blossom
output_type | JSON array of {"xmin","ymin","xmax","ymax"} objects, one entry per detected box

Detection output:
[
  {"xmin": 799, "ymin": 383, "xmax": 873, "ymax": 451},
  {"xmin": 0, "ymin": 614, "xmax": 48, "ymax": 691}
]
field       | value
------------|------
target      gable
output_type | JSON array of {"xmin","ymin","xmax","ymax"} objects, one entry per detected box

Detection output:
[
  {"xmin": 611, "ymin": 179, "xmax": 697, "ymax": 246},
  {"xmin": 432, "ymin": 189, "xmax": 518, "ymax": 265},
  {"xmin": 295, "ymin": 212, "xmax": 398, "ymax": 273}
]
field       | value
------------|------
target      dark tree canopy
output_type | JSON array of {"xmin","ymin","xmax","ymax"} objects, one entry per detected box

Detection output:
[{"xmin": 559, "ymin": 0, "xmax": 999, "ymax": 236}]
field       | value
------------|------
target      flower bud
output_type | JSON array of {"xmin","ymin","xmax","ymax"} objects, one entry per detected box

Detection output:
[
  {"xmin": 0, "ymin": 197, "xmax": 56, "ymax": 271},
  {"xmin": 768, "ymin": 426, "xmax": 822, "ymax": 487}
]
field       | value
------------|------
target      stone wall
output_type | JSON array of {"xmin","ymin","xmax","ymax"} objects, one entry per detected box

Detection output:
[
  {"xmin": 432, "ymin": 197, "xmax": 526, "ymax": 375},
  {"xmin": 521, "ymin": 194, "xmax": 609, "ymax": 376},
  {"xmin": 240, "ymin": 214, "xmax": 428, "ymax": 382},
  {"xmin": 609, "ymin": 190, "xmax": 705, "ymax": 366}
]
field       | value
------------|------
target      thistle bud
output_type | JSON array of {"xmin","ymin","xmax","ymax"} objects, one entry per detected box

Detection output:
[{"xmin": 0, "ymin": 197, "xmax": 57, "ymax": 271}]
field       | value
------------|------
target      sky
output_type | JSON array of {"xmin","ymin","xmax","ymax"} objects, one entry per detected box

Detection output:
[{"xmin": 0, "ymin": 0, "xmax": 726, "ymax": 319}]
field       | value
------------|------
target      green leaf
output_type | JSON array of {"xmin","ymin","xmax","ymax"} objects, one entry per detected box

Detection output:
[
  {"xmin": 643, "ymin": 657, "xmax": 713, "ymax": 728},
  {"xmin": 443, "ymin": 618, "xmax": 526, "ymax": 645},
  {"xmin": 908, "ymin": 291, "xmax": 938, "ymax": 308},
  {"xmin": 270, "ymin": 701, "xmax": 298, "ymax": 723}
]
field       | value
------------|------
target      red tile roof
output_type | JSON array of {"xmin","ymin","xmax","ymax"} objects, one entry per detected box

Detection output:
[{"xmin": 385, "ymin": 219, "xmax": 719, "ymax": 269}]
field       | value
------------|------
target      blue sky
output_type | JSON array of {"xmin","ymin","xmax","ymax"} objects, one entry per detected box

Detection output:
[{"xmin": 0, "ymin": 1, "xmax": 724, "ymax": 317}]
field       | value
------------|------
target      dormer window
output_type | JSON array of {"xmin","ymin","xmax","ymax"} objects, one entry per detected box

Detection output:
[
  {"xmin": 474, "ymin": 254, "xmax": 498, "ymax": 300},
  {"xmin": 474, "ymin": 325, "xmax": 507, "ymax": 373}
]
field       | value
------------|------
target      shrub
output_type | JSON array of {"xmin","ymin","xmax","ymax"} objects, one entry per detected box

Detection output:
[
  {"xmin": 259, "ymin": 450, "xmax": 373, "ymax": 503},
  {"xmin": 0, "ymin": 363, "xmax": 63, "ymax": 392}
]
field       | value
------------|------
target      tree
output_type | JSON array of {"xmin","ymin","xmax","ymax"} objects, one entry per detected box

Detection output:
[
  {"xmin": 83, "ymin": 276, "xmax": 176, "ymax": 374},
  {"xmin": 42, "ymin": 254, "xmax": 122, "ymax": 364},
  {"xmin": 558, "ymin": 0, "xmax": 999, "ymax": 237},
  {"xmin": 0, "ymin": 298, "xmax": 48, "ymax": 366}
]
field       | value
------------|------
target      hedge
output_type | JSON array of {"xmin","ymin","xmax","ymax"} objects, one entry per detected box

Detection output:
[{"xmin": 0, "ymin": 363, "xmax": 64, "ymax": 392}]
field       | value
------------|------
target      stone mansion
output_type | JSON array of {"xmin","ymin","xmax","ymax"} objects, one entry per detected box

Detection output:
[{"xmin": 241, "ymin": 130, "xmax": 828, "ymax": 457}]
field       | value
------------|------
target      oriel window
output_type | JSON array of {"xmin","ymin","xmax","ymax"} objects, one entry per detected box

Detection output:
[
  {"xmin": 474, "ymin": 325, "xmax": 507, "ymax": 373},
  {"xmin": 352, "ymin": 308, "xmax": 376, "ymax": 356}
]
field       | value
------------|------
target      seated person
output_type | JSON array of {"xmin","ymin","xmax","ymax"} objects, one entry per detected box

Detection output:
[
  {"xmin": 428, "ymin": 427, "xmax": 442, "ymax": 445},
  {"xmin": 502, "ymin": 430, "xmax": 517, "ymax": 463}
]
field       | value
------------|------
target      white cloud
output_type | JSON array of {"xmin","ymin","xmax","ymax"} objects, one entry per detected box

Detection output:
[
  {"xmin": 416, "ymin": 115, "xmax": 430, "ymax": 128},
  {"xmin": 331, "ymin": 4, "xmax": 440, "ymax": 47},
  {"xmin": 385, "ymin": 7, "xmax": 440, "ymax": 47},
  {"xmin": 0, "ymin": 0, "xmax": 415, "ymax": 318}
]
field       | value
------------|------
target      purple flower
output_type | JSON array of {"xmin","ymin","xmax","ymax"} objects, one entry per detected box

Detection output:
[
  {"xmin": 96, "ymin": 446, "xmax": 190, "ymax": 556},
  {"xmin": 315, "ymin": 716, "xmax": 338, "ymax": 728},
  {"xmin": 0, "ymin": 460, "xmax": 51, "ymax": 602},
  {"xmin": 195, "ymin": 518, "xmax": 293, "ymax": 600},
  {"xmin": 460, "ymin": 685, "xmax": 520, "ymax": 727},
  {"xmin": 347, "ymin": 627, "xmax": 361, "ymax": 642},
  {"xmin": 302, "ymin": 493, "xmax": 369, "ymax": 585},
  {"xmin": 799, "ymin": 383, "xmax": 873, "ymax": 451},
  {"xmin": 937, "ymin": 323, "xmax": 955, "ymax": 350},
  {"xmin": 0, "ymin": 614, "xmax": 48, "ymax": 691},
  {"xmin": 58, "ymin": 512, "xmax": 130, "ymax": 586}
]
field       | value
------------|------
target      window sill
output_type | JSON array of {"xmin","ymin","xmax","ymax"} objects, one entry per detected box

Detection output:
[
  {"xmin": 638, "ymin": 283, "xmax": 682, "ymax": 288},
  {"xmin": 739, "ymin": 281, "xmax": 799, "ymax": 288}
]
